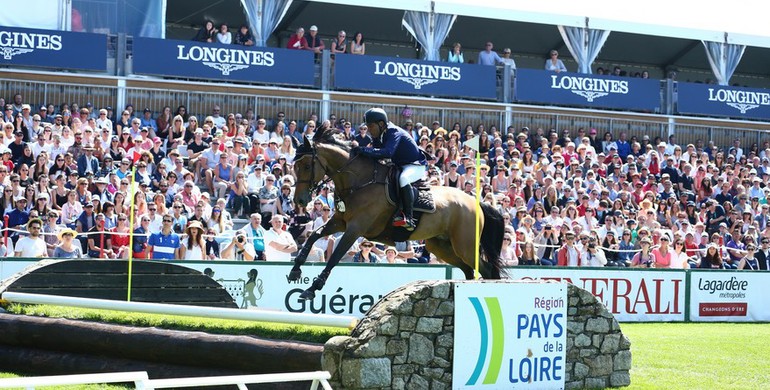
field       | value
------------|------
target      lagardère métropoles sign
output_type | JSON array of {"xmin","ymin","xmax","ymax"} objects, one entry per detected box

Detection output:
[
  {"xmin": 132, "ymin": 37, "xmax": 315, "ymax": 86},
  {"xmin": 334, "ymin": 54, "xmax": 496, "ymax": 99},
  {"xmin": 0, "ymin": 26, "xmax": 106, "ymax": 71},
  {"xmin": 677, "ymin": 82, "xmax": 770, "ymax": 120},
  {"xmin": 516, "ymin": 68, "xmax": 660, "ymax": 111}
]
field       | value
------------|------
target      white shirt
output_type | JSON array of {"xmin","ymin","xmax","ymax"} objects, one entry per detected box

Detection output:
[
  {"xmin": 263, "ymin": 228, "xmax": 295, "ymax": 261},
  {"xmin": 15, "ymin": 236, "xmax": 47, "ymax": 257},
  {"xmin": 181, "ymin": 238, "xmax": 204, "ymax": 260},
  {"xmin": 31, "ymin": 142, "xmax": 51, "ymax": 159}
]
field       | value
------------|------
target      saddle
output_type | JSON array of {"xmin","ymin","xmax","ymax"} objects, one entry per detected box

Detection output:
[{"xmin": 385, "ymin": 164, "xmax": 436, "ymax": 213}]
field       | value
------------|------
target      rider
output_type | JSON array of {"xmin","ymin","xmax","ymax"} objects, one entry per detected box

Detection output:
[{"xmin": 353, "ymin": 108, "xmax": 426, "ymax": 231}]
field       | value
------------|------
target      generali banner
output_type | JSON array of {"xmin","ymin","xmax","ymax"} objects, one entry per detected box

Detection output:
[{"xmin": 688, "ymin": 271, "xmax": 770, "ymax": 322}]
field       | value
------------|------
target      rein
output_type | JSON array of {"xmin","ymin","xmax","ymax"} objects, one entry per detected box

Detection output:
[{"xmin": 296, "ymin": 146, "xmax": 382, "ymax": 202}]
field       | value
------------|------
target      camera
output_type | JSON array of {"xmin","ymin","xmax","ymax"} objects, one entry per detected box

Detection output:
[
  {"xmin": 588, "ymin": 243, "xmax": 596, "ymax": 250},
  {"xmin": 237, "ymin": 235, "xmax": 245, "ymax": 244}
]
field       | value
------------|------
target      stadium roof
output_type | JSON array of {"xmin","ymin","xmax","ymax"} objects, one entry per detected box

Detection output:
[{"xmin": 166, "ymin": 0, "xmax": 770, "ymax": 81}]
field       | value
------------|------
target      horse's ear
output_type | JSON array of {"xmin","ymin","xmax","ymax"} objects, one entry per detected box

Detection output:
[
  {"xmin": 292, "ymin": 135, "xmax": 301, "ymax": 149},
  {"xmin": 312, "ymin": 123, "xmax": 327, "ymax": 143},
  {"xmin": 302, "ymin": 135, "xmax": 310, "ymax": 147}
]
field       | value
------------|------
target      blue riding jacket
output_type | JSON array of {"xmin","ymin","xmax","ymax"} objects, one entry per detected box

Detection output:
[{"xmin": 359, "ymin": 122, "xmax": 426, "ymax": 166}]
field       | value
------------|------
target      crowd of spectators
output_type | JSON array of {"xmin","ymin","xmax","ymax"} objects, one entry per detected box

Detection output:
[{"xmin": 0, "ymin": 90, "xmax": 767, "ymax": 270}]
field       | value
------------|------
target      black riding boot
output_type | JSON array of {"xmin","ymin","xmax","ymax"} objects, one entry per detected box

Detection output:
[{"xmin": 400, "ymin": 185, "xmax": 416, "ymax": 231}]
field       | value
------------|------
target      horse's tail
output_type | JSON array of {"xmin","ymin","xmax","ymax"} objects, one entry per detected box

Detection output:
[{"xmin": 480, "ymin": 202, "xmax": 506, "ymax": 279}]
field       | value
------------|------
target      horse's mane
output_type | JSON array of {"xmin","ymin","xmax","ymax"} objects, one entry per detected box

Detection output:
[{"xmin": 296, "ymin": 123, "xmax": 353, "ymax": 156}]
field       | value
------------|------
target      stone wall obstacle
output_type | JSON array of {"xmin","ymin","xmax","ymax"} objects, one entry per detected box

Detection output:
[{"xmin": 322, "ymin": 280, "xmax": 632, "ymax": 389}]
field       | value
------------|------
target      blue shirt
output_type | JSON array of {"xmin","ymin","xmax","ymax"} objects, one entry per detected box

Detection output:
[
  {"xmin": 360, "ymin": 123, "xmax": 426, "ymax": 166},
  {"xmin": 6, "ymin": 208, "xmax": 29, "ymax": 229},
  {"xmin": 148, "ymin": 231, "xmax": 181, "ymax": 260}
]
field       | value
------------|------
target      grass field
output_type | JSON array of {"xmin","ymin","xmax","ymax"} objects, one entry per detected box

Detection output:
[{"xmin": 3, "ymin": 305, "xmax": 770, "ymax": 389}]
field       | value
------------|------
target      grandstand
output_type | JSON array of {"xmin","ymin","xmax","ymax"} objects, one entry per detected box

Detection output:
[{"xmin": 0, "ymin": 0, "xmax": 769, "ymax": 269}]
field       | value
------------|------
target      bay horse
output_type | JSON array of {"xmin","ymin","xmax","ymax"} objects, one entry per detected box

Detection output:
[{"xmin": 288, "ymin": 125, "xmax": 505, "ymax": 300}]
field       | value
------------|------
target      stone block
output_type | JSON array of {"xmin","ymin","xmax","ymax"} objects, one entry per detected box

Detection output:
[
  {"xmin": 416, "ymin": 317, "xmax": 444, "ymax": 333},
  {"xmin": 619, "ymin": 334, "xmax": 631, "ymax": 350},
  {"xmin": 568, "ymin": 307, "xmax": 577, "ymax": 315},
  {"xmin": 585, "ymin": 318, "xmax": 610, "ymax": 333},
  {"xmin": 435, "ymin": 347, "xmax": 448, "ymax": 359},
  {"xmin": 406, "ymin": 374, "xmax": 429, "ymax": 390},
  {"xmin": 392, "ymin": 364, "xmax": 417, "ymax": 375},
  {"xmin": 408, "ymin": 333, "xmax": 435, "ymax": 364},
  {"xmin": 354, "ymin": 335, "xmax": 387, "ymax": 357},
  {"xmin": 341, "ymin": 358, "xmax": 392, "ymax": 388},
  {"xmin": 614, "ymin": 350, "xmax": 632, "ymax": 371},
  {"xmin": 611, "ymin": 371, "xmax": 631, "ymax": 387},
  {"xmin": 436, "ymin": 301, "xmax": 454, "ymax": 316},
  {"xmin": 592, "ymin": 334, "xmax": 603, "ymax": 348},
  {"xmin": 580, "ymin": 348, "xmax": 598, "ymax": 358},
  {"xmin": 431, "ymin": 356, "xmax": 450, "ymax": 368},
  {"xmin": 584, "ymin": 377, "xmax": 607, "ymax": 389},
  {"xmin": 392, "ymin": 377, "xmax": 406, "ymax": 390},
  {"xmin": 431, "ymin": 283, "xmax": 450, "ymax": 299},
  {"xmin": 424, "ymin": 367, "xmax": 445, "ymax": 379},
  {"xmin": 567, "ymin": 320, "xmax": 584, "ymax": 334},
  {"xmin": 414, "ymin": 298, "xmax": 441, "ymax": 317},
  {"xmin": 569, "ymin": 297, "xmax": 579, "ymax": 306},
  {"xmin": 573, "ymin": 362, "xmax": 589, "ymax": 380},
  {"xmin": 431, "ymin": 379, "xmax": 449, "ymax": 390},
  {"xmin": 587, "ymin": 354, "xmax": 613, "ymax": 377},
  {"xmin": 379, "ymin": 315, "xmax": 399, "ymax": 336},
  {"xmin": 387, "ymin": 339, "xmax": 408, "ymax": 355},
  {"xmin": 401, "ymin": 316, "xmax": 417, "ymax": 331},
  {"xmin": 601, "ymin": 333, "xmax": 621, "ymax": 354},
  {"xmin": 565, "ymin": 380, "xmax": 584, "ymax": 389},
  {"xmin": 437, "ymin": 334, "xmax": 453, "ymax": 348},
  {"xmin": 393, "ymin": 299, "xmax": 414, "ymax": 315},
  {"xmin": 574, "ymin": 333, "xmax": 591, "ymax": 347}
]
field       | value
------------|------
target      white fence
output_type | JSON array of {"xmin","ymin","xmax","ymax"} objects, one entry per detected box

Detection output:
[{"xmin": 0, "ymin": 370, "xmax": 333, "ymax": 390}]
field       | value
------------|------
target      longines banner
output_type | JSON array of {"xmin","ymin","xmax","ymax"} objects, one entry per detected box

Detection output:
[
  {"xmin": 333, "ymin": 54, "xmax": 497, "ymax": 99},
  {"xmin": 515, "ymin": 69, "xmax": 661, "ymax": 111},
  {"xmin": 0, "ymin": 25, "xmax": 106, "ymax": 71},
  {"xmin": 676, "ymin": 82, "xmax": 770, "ymax": 120},
  {"xmin": 453, "ymin": 282, "xmax": 567, "ymax": 389},
  {"xmin": 132, "ymin": 37, "xmax": 315, "ymax": 86}
]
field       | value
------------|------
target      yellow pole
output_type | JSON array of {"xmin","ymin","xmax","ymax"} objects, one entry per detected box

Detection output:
[
  {"xmin": 126, "ymin": 164, "xmax": 138, "ymax": 301},
  {"xmin": 474, "ymin": 149, "xmax": 481, "ymax": 280}
]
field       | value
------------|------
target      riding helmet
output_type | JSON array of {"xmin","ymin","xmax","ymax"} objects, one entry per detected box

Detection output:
[{"xmin": 364, "ymin": 108, "xmax": 388, "ymax": 125}]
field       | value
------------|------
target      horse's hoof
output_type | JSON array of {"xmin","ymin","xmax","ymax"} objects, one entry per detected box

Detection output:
[
  {"xmin": 287, "ymin": 269, "xmax": 302, "ymax": 282},
  {"xmin": 299, "ymin": 289, "xmax": 316, "ymax": 301}
]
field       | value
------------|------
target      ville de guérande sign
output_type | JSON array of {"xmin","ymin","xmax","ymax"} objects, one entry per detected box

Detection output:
[
  {"xmin": 0, "ymin": 25, "xmax": 106, "ymax": 72},
  {"xmin": 132, "ymin": 37, "xmax": 315, "ymax": 86}
]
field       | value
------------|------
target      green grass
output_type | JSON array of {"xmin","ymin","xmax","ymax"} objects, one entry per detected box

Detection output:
[
  {"xmin": 5, "ymin": 305, "xmax": 770, "ymax": 389},
  {"xmin": 4, "ymin": 304, "xmax": 348, "ymax": 344},
  {"xmin": 622, "ymin": 322, "xmax": 770, "ymax": 389}
]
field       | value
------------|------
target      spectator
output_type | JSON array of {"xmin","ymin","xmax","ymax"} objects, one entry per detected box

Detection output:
[
  {"xmin": 147, "ymin": 214, "xmax": 180, "ymax": 260},
  {"xmin": 263, "ymin": 214, "xmax": 297, "ymax": 261},
  {"xmin": 631, "ymin": 238, "xmax": 656, "ymax": 267},
  {"xmin": 304, "ymin": 25, "xmax": 324, "ymax": 55},
  {"xmin": 581, "ymin": 236, "xmax": 607, "ymax": 267},
  {"xmin": 447, "ymin": 42, "xmax": 464, "ymax": 63},
  {"xmin": 216, "ymin": 24, "xmax": 232, "ymax": 44},
  {"xmin": 352, "ymin": 239, "xmax": 380, "ymax": 263},
  {"xmin": 287, "ymin": 27, "xmax": 308, "ymax": 50},
  {"xmin": 350, "ymin": 32, "xmax": 365, "ymax": 55},
  {"xmin": 500, "ymin": 48, "xmax": 516, "ymax": 69},
  {"xmin": 52, "ymin": 228, "xmax": 83, "ymax": 258},
  {"xmin": 194, "ymin": 20, "xmax": 216, "ymax": 42},
  {"xmin": 478, "ymin": 41, "xmax": 503, "ymax": 66},
  {"xmin": 234, "ymin": 24, "xmax": 254, "ymax": 46},
  {"xmin": 556, "ymin": 231, "xmax": 581, "ymax": 266},
  {"xmin": 330, "ymin": 30, "xmax": 347, "ymax": 55},
  {"xmin": 15, "ymin": 218, "xmax": 46, "ymax": 257},
  {"xmin": 179, "ymin": 220, "xmax": 206, "ymax": 260},
  {"xmin": 545, "ymin": 50, "xmax": 567, "ymax": 73}
]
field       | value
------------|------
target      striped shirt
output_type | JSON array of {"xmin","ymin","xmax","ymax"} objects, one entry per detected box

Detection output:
[{"xmin": 148, "ymin": 232, "xmax": 180, "ymax": 260}]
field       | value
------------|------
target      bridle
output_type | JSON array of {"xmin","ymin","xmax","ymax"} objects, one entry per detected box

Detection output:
[{"xmin": 294, "ymin": 143, "xmax": 377, "ymax": 201}]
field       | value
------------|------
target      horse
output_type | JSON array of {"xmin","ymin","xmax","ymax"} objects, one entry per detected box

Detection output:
[{"xmin": 288, "ymin": 125, "xmax": 505, "ymax": 300}]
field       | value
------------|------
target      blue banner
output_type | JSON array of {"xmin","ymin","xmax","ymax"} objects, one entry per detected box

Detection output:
[
  {"xmin": 132, "ymin": 38, "xmax": 315, "ymax": 86},
  {"xmin": 334, "ymin": 54, "xmax": 497, "ymax": 99},
  {"xmin": 676, "ymin": 82, "xmax": 770, "ymax": 120},
  {"xmin": 515, "ymin": 69, "xmax": 661, "ymax": 111},
  {"xmin": 0, "ymin": 26, "xmax": 106, "ymax": 72}
]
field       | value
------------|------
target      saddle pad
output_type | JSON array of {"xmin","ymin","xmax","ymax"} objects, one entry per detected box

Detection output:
[{"xmin": 385, "ymin": 179, "xmax": 437, "ymax": 213}]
